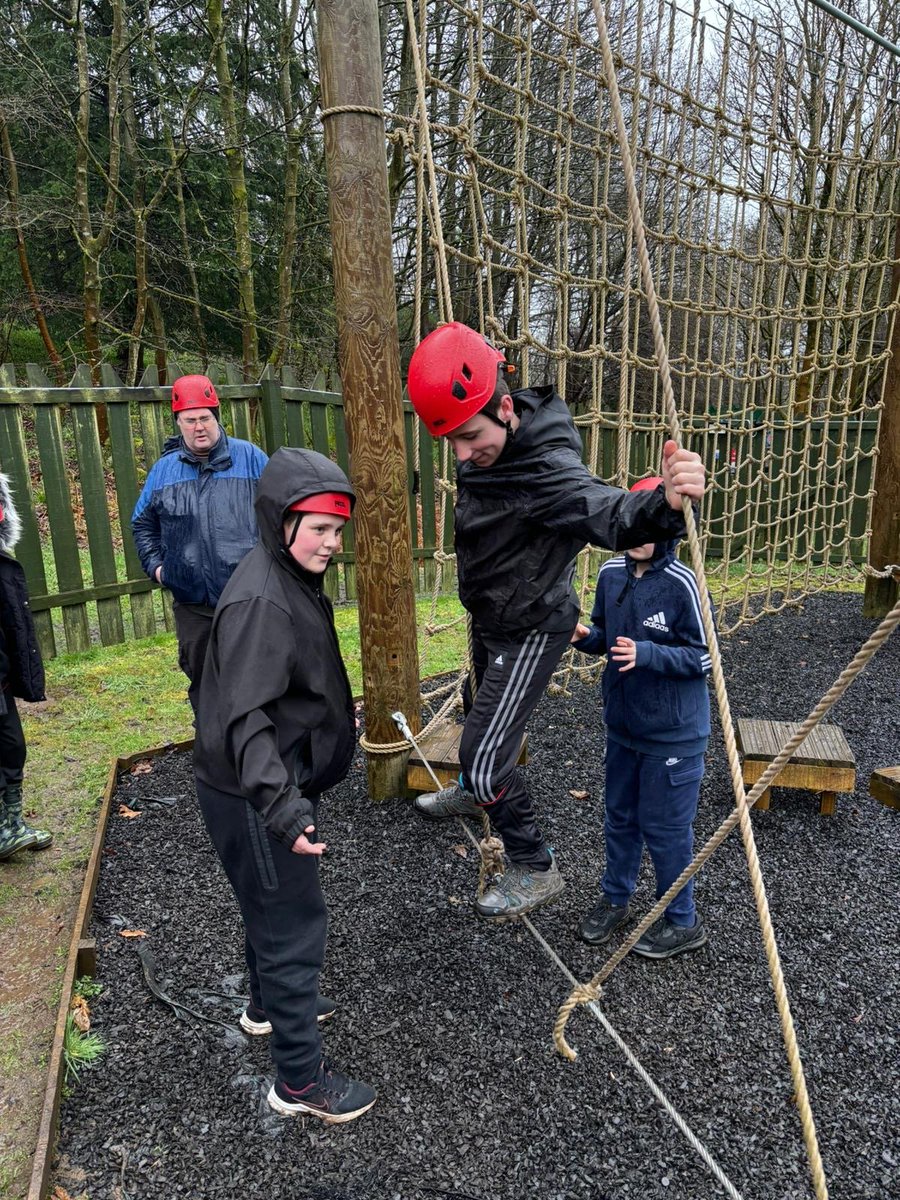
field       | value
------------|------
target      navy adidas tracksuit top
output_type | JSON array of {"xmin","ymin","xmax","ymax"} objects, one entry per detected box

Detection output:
[
  {"xmin": 573, "ymin": 539, "xmax": 713, "ymax": 758},
  {"xmin": 573, "ymin": 540, "xmax": 713, "ymax": 923}
]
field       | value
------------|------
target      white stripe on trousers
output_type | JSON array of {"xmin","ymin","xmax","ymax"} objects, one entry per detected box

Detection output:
[{"xmin": 469, "ymin": 629, "xmax": 550, "ymax": 802}]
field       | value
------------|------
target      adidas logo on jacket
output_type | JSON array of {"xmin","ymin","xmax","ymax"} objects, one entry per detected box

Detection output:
[{"xmin": 572, "ymin": 539, "xmax": 713, "ymax": 758}]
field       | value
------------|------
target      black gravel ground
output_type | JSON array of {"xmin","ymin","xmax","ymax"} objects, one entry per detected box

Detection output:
[{"xmin": 52, "ymin": 593, "xmax": 900, "ymax": 1200}]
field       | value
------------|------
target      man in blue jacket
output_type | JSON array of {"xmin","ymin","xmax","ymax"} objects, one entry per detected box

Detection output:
[
  {"xmin": 572, "ymin": 476, "xmax": 713, "ymax": 959},
  {"xmin": 131, "ymin": 375, "xmax": 268, "ymax": 714}
]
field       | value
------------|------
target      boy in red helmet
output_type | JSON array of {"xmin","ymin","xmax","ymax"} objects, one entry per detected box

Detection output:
[
  {"xmin": 131, "ymin": 375, "xmax": 267, "ymax": 714},
  {"xmin": 193, "ymin": 447, "xmax": 376, "ymax": 1123},
  {"xmin": 571, "ymin": 477, "xmax": 713, "ymax": 958},
  {"xmin": 406, "ymin": 322, "xmax": 706, "ymax": 921}
]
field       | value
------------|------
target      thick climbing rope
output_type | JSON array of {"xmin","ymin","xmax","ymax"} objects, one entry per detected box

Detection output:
[
  {"xmin": 352, "ymin": 8, "xmax": 896, "ymax": 1194},
  {"xmin": 524, "ymin": 916, "xmax": 745, "ymax": 1200},
  {"xmin": 551, "ymin": 6, "xmax": 900, "ymax": 1198}
]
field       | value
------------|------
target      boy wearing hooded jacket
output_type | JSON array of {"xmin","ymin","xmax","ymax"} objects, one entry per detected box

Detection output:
[
  {"xmin": 0, "ymin": 473, "xmax": 53, "ymax": 860},
  {"xmin": 406, "ymin": 322, "xmax": 707, "ymax": 922},
  {"xmin": 571, "ymin": 477, "xmax": 712, "ymax": 959},
  {"xmin": 193, "ymin": 446, "xmax": 375, "ymax": 1124}
]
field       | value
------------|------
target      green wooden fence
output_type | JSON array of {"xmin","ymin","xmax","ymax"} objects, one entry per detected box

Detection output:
[
  {"xmin": 0, "ymin": 363, "xmax": 445, "ymax": 660},
  {"xmin": 0, "ymin": 362, "xmax": 878, "ymax": 660}
]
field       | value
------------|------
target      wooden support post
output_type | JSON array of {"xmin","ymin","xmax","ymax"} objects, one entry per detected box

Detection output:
[
  {"xmin": 316, "ymin": 0, "xmax": 421, "ymax": 800},
  {"xmin": 76, "ymin": 937, "xmax": 97, "ymax": 978},
  {"xmin": 864, "ymin": 214, "xmax": 900, "ymax": 617},
  {"xmin": 870, "ymin": 766, "xmax": 900, "ymax": 811}
]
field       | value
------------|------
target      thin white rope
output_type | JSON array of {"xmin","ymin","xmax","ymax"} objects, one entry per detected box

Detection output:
[
  {"xmin": 523, "ymin": 915, "xmax": 745, "ymax": 1200},
  {"xmin": 448, "ymin": 801, "xmax": 745, "ymax": 1200},
  {"xmin": 394, "ymin": 710, "xmax": 745, "ymax": 1199}
]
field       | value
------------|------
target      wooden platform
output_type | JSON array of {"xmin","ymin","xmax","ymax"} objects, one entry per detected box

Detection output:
[
  {"xmin": 736, "ymin": 718, "xmax": 855, "ymax": 815},
  {"xmin": 407, "ymin": 721, "xmax": 527, "ymax": 793},
  {"xmin": 869, "ymin": 766, "xmax": 900, "ymax": 812}
]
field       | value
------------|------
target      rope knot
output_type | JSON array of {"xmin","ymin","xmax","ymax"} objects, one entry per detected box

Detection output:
[
  {"xmin": 572, "ymin": 983, "xmax": 601, "ymax": 1005},
  {"xmin": 478, "ymin": 834, "xmax": 506, "ymax": 879}
]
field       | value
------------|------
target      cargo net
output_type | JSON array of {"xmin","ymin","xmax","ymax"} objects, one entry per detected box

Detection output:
[{"xmin": 380, "ymin": 0, "xmax": 900, "ymax": 706}]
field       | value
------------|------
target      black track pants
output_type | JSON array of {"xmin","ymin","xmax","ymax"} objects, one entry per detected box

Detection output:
[
  {"xmin": 173, "ymin": 603, "xmax": 215, "ymax": 716},
  {"xmin": 0, "ymin": 693, "xmax": 27, "ymax": 788},
  {"xmin": 460, "ymin": 623, "xmax": 573, "ymax": 869},
  {"xmin": 195, "ymin": 780, "xmax": 325, "ymax": 1088}
]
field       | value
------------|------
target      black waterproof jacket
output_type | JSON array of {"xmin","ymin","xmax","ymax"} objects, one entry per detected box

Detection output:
[
  {"xmin": 455, "ymin": 386, "xmax": 689, "ymax": 635},
  {"xmin": 193, "ymin": 448, "xmax": 356, "ymax": 847},
  {"xmin": 0, "ymin": 474, "xmax": 46, "ymax": 711}
]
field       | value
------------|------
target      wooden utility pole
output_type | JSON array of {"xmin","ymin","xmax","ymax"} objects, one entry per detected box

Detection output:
[
  {"xmin": 316, "ymin": 0, "xmax": 421, "ymax": 798},
  {"xmin": 864, "ymin": 214, "xmax": 900, "ymax": 617}
]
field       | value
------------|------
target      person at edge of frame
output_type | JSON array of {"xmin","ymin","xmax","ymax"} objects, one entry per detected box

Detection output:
[
  {"xmin": 571, "ymin": 476, "xmax": 713, "ymax": 961},
  {"xmin": 131, "ymin": 375, "xmax": 268, "ymax": 715},
  {"xmin": 406, "ymin": 321, "xmax": 706, "ymax": 923},
  {"xmin": 0, "ymin": 471, "xmax": 53, "ymax": 860},
  {"xmin": 192, "ymin": 446, "xmax": 376, "ymax": 1125}
]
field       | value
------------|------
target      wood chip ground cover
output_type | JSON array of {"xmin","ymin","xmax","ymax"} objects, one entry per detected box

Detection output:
[{"xmin": 52, "ymin": 595, "xmax": 899, "ymax": 1200}]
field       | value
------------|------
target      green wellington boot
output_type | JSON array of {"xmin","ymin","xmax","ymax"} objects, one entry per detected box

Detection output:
[
  {"xmin": 0, "ymin": 788, "xmax": 37, "ymax": 859},
  {"xmin": 3, "ymin": 785, "xmax": 53, "ymax": 852}
]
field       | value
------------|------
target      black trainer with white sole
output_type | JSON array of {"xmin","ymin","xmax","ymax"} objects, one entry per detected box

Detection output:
[
  {"xmin": 267, "ymin": 1061, "xmax": 377, "ymax": 1123},
  {"xmin": 239, "ymin": 994, "xmax": 337, "ymax": 1036}
]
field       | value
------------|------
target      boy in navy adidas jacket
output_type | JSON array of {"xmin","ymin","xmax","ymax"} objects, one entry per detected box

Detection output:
[{"xmin": 571, "ymin": 476, "xmax": 712, "ymax": 959}]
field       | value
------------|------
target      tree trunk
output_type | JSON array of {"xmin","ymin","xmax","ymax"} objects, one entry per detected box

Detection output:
[
  {"xmin": 71, "ymin": 0, "xmax": 124, "ymax": 410},
  {"xmin": 207, "ymin": 0, "xmax": 260, "ymax": 379},
  {"xmin": 0, "ymin": 117, "xmax": 66, "ymax": 384}
]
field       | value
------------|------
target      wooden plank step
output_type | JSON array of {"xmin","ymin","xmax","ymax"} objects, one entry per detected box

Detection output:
[
  {"xmin": 870, "ymin": 766, "xmax": 900, "ymax": 811},
  {"xmin": 407, "ymin": 721, "xmax": 527, "ymax": 793},
  {"xmin": 736, "ymin": 718, "xmax": 855, "ymax": 768}
]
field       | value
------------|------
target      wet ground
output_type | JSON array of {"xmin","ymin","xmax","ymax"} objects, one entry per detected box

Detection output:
[
  {"xmin": 51, "ymin": 594, "xmax": 899, "ymax": 1200},
  {"xmin": 0, "ymin": 705, "xmax": 85, "ymax": 1200}
]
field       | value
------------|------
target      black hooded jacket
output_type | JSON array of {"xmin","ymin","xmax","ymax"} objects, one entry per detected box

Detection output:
[
  {"xmin": 193, "ymin": 448, "xmax": 356, "ymax": 847},
  {"xmin": 455, "ymin": 386, "xmax": 690, "ymax": 635},
  {"xmin": 0, "ymin": 473, "xmax": 46, "ymax": 711}
]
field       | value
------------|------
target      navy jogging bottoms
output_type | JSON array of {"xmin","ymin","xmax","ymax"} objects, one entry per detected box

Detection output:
[
  {"xmin": 460, "ymin": 622, "xmax": 573, "ymax": 870},
  {"xmin": 601, "ymin": 739, "xmax": 704, "ymax": 926}
]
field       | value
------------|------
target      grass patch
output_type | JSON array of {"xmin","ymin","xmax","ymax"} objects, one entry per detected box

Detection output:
[
  {"xmin": 62, "ymin": 978, "xmax": 106, "ymax": 1090},
  {"xmin": 0, "ymin": 1026, "xmax": 28, "ymax": 1078},
  {"xmin": 0, "ymin": 1147, "xmax": 31, "ymax": 1196},
  {"xmin": 62, "ymin": 1015, "xmax": 105, "ymax": 1086}
]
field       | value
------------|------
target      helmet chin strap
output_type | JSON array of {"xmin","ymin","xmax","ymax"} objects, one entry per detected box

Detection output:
[
  {"xmin": 483, "ymin": 407, "xmax": 516, "ymax": 441},
  {"xmin": 284, "ymin": 512, "xmax": 303, "ymax": 551}
]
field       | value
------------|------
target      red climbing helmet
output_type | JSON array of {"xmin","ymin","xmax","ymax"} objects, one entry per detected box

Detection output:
[
  {"xmin": 630, "ymin": 476, "xmax": 664, "ymax": 493},
  {"xmin": 171, "ymin": 374, "xmax": 219, "ymax": 413},
  {"xmin": 288, "ymin": 492, "xmax": 354, "ymax": 518},
  {"xmin": 407, "ymin": 322, "xmax": 508, "ymax": 436}
]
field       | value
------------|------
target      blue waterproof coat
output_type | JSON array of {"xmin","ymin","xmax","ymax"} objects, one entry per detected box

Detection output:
[
  {"xmin": 131, "ymin": 428, "xmax": 268, "ymax": 607},
  {"xmin": 573, "ymin": 540, "xmax": 713, "ymax": 757}
]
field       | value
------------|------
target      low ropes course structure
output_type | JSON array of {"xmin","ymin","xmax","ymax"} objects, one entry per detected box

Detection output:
[{"xmin": 349, "ymin": 0, "xmax": 900, "ymax": 1195}]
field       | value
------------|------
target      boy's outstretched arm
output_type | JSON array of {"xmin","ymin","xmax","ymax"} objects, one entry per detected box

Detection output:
[
  {"xmin": 661, "ymin": 439, "xmax": 705, "ymax": 509},
  {"xmin": 570, "ymin": 573, "xmax": 610, "ymax": 656},
  {"xmin": 616, "ymin": 636, "xmax": 712, "ymax": 679}
]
